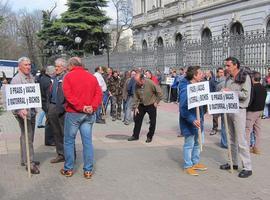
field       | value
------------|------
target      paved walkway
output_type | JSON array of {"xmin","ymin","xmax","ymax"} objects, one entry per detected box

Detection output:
[{"xmin": 0, "ymin": 102, "xmax": 269, "ymax": 200}]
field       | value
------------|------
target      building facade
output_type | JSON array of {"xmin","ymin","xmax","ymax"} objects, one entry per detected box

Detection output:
[{"xmin": 86, "ymin": 0, "xmax": 270, "ymax": 73}]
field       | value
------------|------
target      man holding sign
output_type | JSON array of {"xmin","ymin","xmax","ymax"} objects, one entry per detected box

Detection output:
[
  {"xmin": 179, "ymin": 66, "xmax": 207, "ymax": 176},
  {"xmin": 10, "ymin": 57, "xmax": 40, "ymax": 174},
  {"xmin": 220, "ymin": 57, "xmax": 253, "ymax": 178}
]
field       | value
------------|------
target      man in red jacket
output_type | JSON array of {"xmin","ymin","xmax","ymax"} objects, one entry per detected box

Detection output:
[{"xmin": 60, "ymin": 57, "xmax": 102, "ymax": 179}]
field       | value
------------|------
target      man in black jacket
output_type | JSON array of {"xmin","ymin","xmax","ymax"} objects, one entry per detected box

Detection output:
[
  {"xmin": 47, "ymin": 58, "xmax": 67, "ymax": 163},
  {"xmin": 245, "ymin": 71, "xmax": 267, "ymax": 154},
  {"xmin": 39, "ymin": 65, "xmax": 55, "ymax": 146}
]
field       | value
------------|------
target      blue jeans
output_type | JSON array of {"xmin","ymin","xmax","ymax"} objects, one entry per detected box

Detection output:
[
  {"xmin": 183, "ymin": 134, "xmax": 200, "ymax": 169},
  {"xmin": 123, "ymin": 96, "xmax": 133, "ymax": 123},
  {"xmin": 220, "ymin": 114, "xmax": 228, "ymax": 148},
  {"xmin": 64, "ymin": 112, "xmax": 96, "ymax": 172},
  {"xmin": 37, "ymin": 111, "xmax": 45, "ymax": 126},
  {"xmin": 250, "ymin": 130, "xmax": 256, "ymax": 147}
]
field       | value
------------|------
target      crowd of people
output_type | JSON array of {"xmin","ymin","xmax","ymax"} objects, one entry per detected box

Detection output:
[{"xmin": 5, "ymin": 55, "xmax": 269, "ymax": 179}]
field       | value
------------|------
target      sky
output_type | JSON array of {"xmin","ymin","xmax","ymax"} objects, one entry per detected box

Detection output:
[{"xmin": 8, "ymin": 0, "xmax": 116, "ymax": 20}]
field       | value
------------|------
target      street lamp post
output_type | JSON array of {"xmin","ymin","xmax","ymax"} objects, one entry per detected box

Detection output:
[
  {"xmin": 103, "ymin": 24, "xmax": 112, "ymax": 68},
  {"xmin": 75, "ymin": 36, "xmax": 82, "ymax": 50}
]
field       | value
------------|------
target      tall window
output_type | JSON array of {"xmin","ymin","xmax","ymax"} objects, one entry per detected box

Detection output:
[
  {"xmin": 230, "ymin": 22, "xmax": 244, "ymax": 62},
  {"xmin": 156, "ymin": 0, "xmax": 162, "ymax": 7},
  {"xmin": 201, "ymin": 28, "xmax": 212, "ymax": 66},
  {"xmin": 175, "ymin": 33, "xmax": 183, "ymax": 67},
  {"xmin": 266, "ymin": 19, "xmax": 270, "ymax": 65},
  {"xmin": 141, "ymin": 0, "xmax": 146, "ymax": 13}
]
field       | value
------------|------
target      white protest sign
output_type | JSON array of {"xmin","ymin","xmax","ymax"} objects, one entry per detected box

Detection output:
[
  {"xmin": 208, "ymin": 91, "xmax": 239, "ymax": 115},
  {"xmin": 187, "ymin": 81, "xmax": 210, "ymax": 109},
  {"xmin": 166, "ymin": 77, "xmax": 175, "ymax": 85},
  {"xmin": 3, "ymin": 83, "xmax": 41, "ymax": 110}
]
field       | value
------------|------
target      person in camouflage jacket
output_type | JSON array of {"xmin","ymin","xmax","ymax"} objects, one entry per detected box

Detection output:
[{"xmin": 108, "ymin": 71, "xmax": 124, "ymax": 121}]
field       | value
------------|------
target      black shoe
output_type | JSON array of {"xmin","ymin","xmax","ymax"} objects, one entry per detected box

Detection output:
[
  {"xmin": 220, "ymin": 163, "xmax": 238, "ymax": 170},
  {"xmin": 21, "ymin": 160, "xmax": 40, "ymax": 167},
  {"xmin": 50, "ymin": 155, "xmax": 65, "ymax": 163},
  {"xmin": 127, "ymin": 136, "xmax": 139, "ymax": 141},
  {"xmin": 238, "ymin": 170, "xmax": 252, "ymax": 178},
  {"xmin": 37, "ymin": 125, "xmax": 45, "ymax": 128},
  {"xmin": 96, "ymin": 119, "xmax": 106, "ymax": 124},
  {"xmin": 145, "ymin": 138, "xmax": 152, "ymax": 143},
  {"xmin": 210, "ymin": 130, "xmax": 217, "ymax": 136},
  {"xmin": 45, "ymin": 143, "xmax": 56, "ymax": 146},
  {"xmin": 26, "ymin": 164, "xmax": 40, "ymax": 174}
]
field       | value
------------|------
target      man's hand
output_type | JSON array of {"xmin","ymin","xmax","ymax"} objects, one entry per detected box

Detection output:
[
  {"xmin": 134, "ymin": 108, "xmax": 139, "ymax": 116},
  {"xmin": 222, "ymin": 88, "xmax": 230, "ymax": 92},
  {"xmin": 83, "ymin": 106, "xmax": 93, "ymax": 114},
  {"xmin": 18, "ymin": 109, "xmax": 27, "ymax": 119},
  {"xmin": 154, "ymin": 102, "xmax": 158, "ymax": 108},
  {"xmin": 193, "ymin": 120, "xmax": 201, "ymax": 129}
]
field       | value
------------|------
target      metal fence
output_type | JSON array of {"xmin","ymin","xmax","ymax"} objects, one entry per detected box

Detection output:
[{"xmin": 85, "ymin": 26, "xmax": 270, "ymax": 76}]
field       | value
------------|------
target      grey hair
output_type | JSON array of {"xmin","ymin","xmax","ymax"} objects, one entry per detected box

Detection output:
[
  {"xmin": 18, "ymin": 57, "xmax": 31, "ymax": 65},
  {"xmin": 55, "ymin": 58, "xmax": 67, "ymax": 68},
  {"xmin": 68, "ymin": 57, "xmax": 83, "ymax": 67}
]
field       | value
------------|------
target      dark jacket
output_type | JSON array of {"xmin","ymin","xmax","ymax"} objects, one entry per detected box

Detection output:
[
  {"xmin": 247, "ymin": 83, "xmax": 267, "ymax": 112},
  {"xmin": 179, "ymin": 78, "xmax": 204, "ymax": 137},
  {"xmin": 49, "ymin": 73, "xmax": 66, "ymax": 115},
  {"xmin": 39, "ymin": 74, "xmax": 51, "ymax": 113}
]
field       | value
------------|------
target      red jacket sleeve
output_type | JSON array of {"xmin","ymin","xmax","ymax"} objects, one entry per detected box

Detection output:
[{"xmin": 63, "ymin": 75, "xmax": 84, "ymax": 112}]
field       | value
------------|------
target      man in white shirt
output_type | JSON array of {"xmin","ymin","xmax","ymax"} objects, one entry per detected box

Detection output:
[{"xmin": 94, "ymin": 66, "xmax": 107, "ymax": 124}]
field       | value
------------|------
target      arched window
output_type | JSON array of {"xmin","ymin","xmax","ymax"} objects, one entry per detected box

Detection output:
[
  {"xmin": 156, "ymin": 37, "xmax": 164, "ymax": 71},
  {"xmin": 230, "ymin": 22, "xmax": 244, "ymax": 62},
  {"xmin": 201, "ymin": 28, "xmax": 212, "ymax": 66},
  {"xmin": 175, "ymin": 33, "xmax": 183, "ymax": 67},
  {"xmin": 142, "ymin": 40, "xmax": 147, "ymax": 50},
  {"xmin": 266, "ymin": 19, "xmax": 270, "ymax": 65}
]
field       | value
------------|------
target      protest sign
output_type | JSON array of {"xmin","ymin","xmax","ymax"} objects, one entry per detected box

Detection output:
[
  {"xmin": 208, "ymin": 91, "xmax": 239, "ymax": 115},
  {"xmin": 3, "ymin": 83, "xmax": 41, "ymax": 111},
  {"xmin": 165, "ymin": 77, "xmax": 175, "ymax": 86},
  {"xmin": 187, "ymin": 81, "xmax": 210, "ymax": 110}
]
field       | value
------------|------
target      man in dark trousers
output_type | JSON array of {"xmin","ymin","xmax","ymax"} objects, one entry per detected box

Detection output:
[
  {"xmin": 127, "ymin": 73, "xmax": 163, "ymax": 143},
  {"xmin": 39, "ymin": 65, "xmax": 56, "ymax": 146},
  {"xmin": 47, "ymin": 58, "xmax": 67, "ymax": 163}
]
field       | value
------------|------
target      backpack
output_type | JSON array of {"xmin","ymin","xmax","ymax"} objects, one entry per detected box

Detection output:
[{"xmin": 235, "ymin": 67, "xmax": 254, "ymax": 108}]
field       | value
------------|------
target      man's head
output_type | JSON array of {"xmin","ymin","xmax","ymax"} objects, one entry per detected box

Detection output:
[
  {"xmin": 216, "ymin": 67, "xmax": 224, "ymax": 78},
  {"xmin": 172, "ymin": 70, "xmax": 177, "ymax": 77},
  {"xmin": 205, "ymin": 70, "xmax": 212, "ymax": 79},
  {"xmin": 46, "ymin": 65, "xmax": 56, "ymax": 77},
  {"xmin": 67, "ymin": 57, "xmax": 82, "ymax": 71},
  {"xmin": 18, "ymin": 57, "xmax": 31, "ymax": 76},
  {"xmin": 55, "ymin": 58, "xmax": 67, "ymax": 75},
  {"xmin": 134, "ymin": 73, "xmax": 145, "ymax": 86},
  {"xmin": 145, "ymin": 70, "xmax": 152, "ymax": 79},
  {"xmin": 186, "ymin": 66, "xmax": 203, "ymax": 83},
  {"xmin": 107, "ymin": 67, "xmax": 113, "ymax": 75},
  {"xmin": 252, "ymin": 71, "xmax": 261, "ymax": 83},
  {"xmin": 95, "ymin": 66, "xmax": 104, "ymax": 74},
  {"xmin": 130, "ymin": 70, "xmax": 136, "ymax": 78},
  {"xmin": 225, "ymin": 57, "xmax": 240, "ymax": 77},
  {"xmin": 112, "ymin": 70, "xmax": 118, "ymax": 78},
  {"xmin": 179, "ymin": 68, "xmax": 184, "ymax": 75}
]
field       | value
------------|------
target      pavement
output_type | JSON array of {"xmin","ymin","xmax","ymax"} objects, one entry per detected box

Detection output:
[{"xmin": 0, "ymin": 102, "xmax": 270, "ymax": 200}]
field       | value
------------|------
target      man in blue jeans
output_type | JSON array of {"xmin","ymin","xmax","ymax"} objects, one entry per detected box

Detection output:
[
  {"xmin": 179, "ymin": 66, "xmax": 207, "ymax": 176},
  {"xmin": 61, "ymin": 57, "xmax": 102, "ymax": 179}
]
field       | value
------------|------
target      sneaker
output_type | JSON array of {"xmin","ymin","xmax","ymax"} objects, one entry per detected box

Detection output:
[
  {"xmin": 210, "ymin": 130, "xmax": 217, "ymax": 136},
  {"xmin": 193, "ymin": 163, "xmax": 207, "ymax": 171},
  {"xmin": 252, "ymin": 147, "xmax": 261, "ymax": 155},
  {"xmin": 50, "ymin": 155, "xmax": 65, "ymax": 163},
  {"xmin": 60, "ymin": 169, "xmax": 73, "ymax": 177},
  {"xmin": 112, "ymin": 117, "xmax": 116, "ymax": 121},
  {"xmin": 238, "ymin": 170, "xmax": 252, "ymax": 178},
  {"xmin": 84, "ymin": 171, "xmax": 93, "ymax": 179},
  {"xmin": 185, "ymin": 167, "xmax": 199, "ymax": 176}
]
